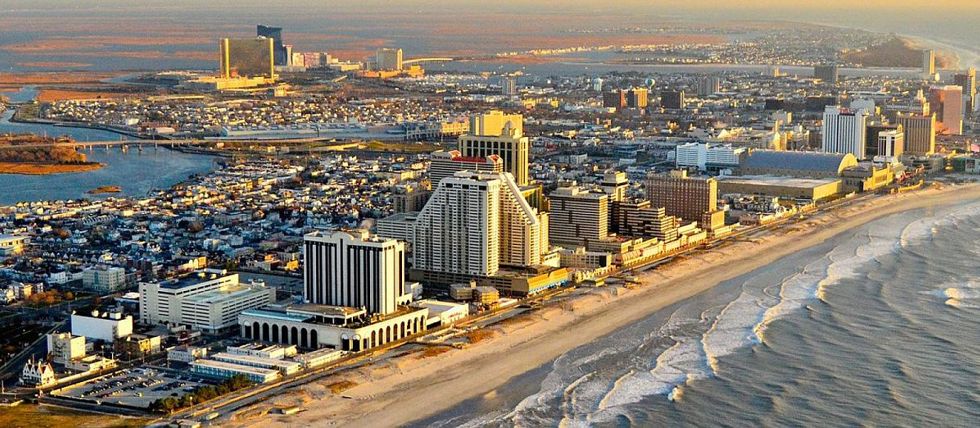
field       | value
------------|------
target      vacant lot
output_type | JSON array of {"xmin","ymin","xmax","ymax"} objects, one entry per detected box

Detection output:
[{"xmin": 0, "ymin": 404, "xmax": 148, "ymax": 428}]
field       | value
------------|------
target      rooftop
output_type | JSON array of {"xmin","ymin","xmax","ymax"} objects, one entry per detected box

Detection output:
[
  {"xmin": 191, "ymin": 359, "xmax": 280, "ymax": 377},
  {"xmin": 157, "ymin": 270, "xmax": 234, "ymax": 290},
  {"xmin": 717, "ymin": 175, "xmax": 841, "ymax": 188},
  {"xmin": 741, "ymin": 150, "xmax": 856, "ymax": 173},
  {"xmin": 287, "ymin": 303, "xmax": 365, "ymax": 319},
  {"xmin": 241, "ymin": 308, "xmax": 312, "ymax": 323},
  {"xmin": 182, "ymin": 283, "xmax": 269, "ymax": 304}
]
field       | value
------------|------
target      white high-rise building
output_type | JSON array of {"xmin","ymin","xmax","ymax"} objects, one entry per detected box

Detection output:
[
  {"xmin": 303, "ymin": 230, "xmax": 407, "ymax": 316},
  {"xmin": 414, "ymin": 171, "xmax": 547, "ymax": 277},
  {"xmin": 822, "ymin": 106, "xmax": 869, "ymax": 159},
  {"xmin": 675, "ymin": 143, "xmax": 744, "ymax": 171}
]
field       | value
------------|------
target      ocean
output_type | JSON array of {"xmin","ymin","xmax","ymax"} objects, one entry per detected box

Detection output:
[{"xmin": 418, "ymin": 198, "xmax": 980, "ymax": 427}]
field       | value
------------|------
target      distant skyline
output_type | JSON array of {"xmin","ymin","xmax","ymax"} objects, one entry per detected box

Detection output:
[{"xmin": 2, "ymin": 0, "xmax": 978, "ymax": 72}]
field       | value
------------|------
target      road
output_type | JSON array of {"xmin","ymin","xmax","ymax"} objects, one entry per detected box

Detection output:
[{"xmin": 0, "ymin": 321, "xmax": 66, "ymax": 383}]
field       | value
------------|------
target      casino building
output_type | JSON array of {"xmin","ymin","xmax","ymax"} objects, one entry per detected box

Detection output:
[{"xmin": 239, "ymin": 230, "xmax": 427, "ymax": 352}]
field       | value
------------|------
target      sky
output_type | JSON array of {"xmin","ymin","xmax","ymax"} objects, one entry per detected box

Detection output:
[{"xmin": 5, "ymin": 0, "xmax": 979, "ymax": 12}]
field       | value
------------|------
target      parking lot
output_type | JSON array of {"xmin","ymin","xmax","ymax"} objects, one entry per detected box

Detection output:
[{"xmin": 54, "ymin": 367, "xmax": 209, "ymax": 409}]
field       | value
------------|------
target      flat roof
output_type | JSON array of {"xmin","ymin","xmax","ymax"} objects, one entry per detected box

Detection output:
[
  {"xmin": 212, "ymin": 352, "xmax": 301, "ymax": 369},
  {"xmin": 288, "ymin": 303, "xmax": 364, "ymax": 318},
  {"xmin": 741, "ymin": 150, "xmax": 854, "ymax": 173},
  {"xmin": 378, "ymin": 211, "xmax": 419, "ymax": 222},
  {"xmin": 718, "ymin": 175, "xmax": 841, "ymax": 188},
  {"xmin": 183, "ymin": 284, "xmax": 267, "ymax": 304},
  {"xmin": 414, "ymin": 299, "xmax": 468, "ymax": 311},
  {"xmin": 191, "ymin": 359, "xmax": 280, "ymax": 377},
  {"xmin": 158, "ymin": 273, "xmax": 235, "ymax": 290},
  {"xmin": 241, "ymin": 309, "xmax": 312, "ymax": 323}
]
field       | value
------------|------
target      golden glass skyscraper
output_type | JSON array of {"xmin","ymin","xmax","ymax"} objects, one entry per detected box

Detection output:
[{"xmin": 219, "ymin": 37, "xmax": 276, "ymax": 79}]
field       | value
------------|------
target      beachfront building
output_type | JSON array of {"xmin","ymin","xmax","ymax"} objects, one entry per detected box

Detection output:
[
  {"xmin": 414, "ymin": 171, "xmax": 548, "ymax": 277},
  {"xmin": 896, "ymin": 113, "xmax": 937, "ymax": 155},
  {"xmin": 191, "ymin": 359, "xmax": 281, "ymax": 384},
  {"xmin": 737, "ymin": 150, "xmax": 858, "ymax": 179},
  {"xmin": 548, "ymin": 186, "xmax": 609, "ymax": 247},
  {"xmin": 303, "ymin": 230, "xmax": 408, "ymax": 316},
  {"xmin": 240, "ymin": 230, "xmax": 428, "ymax": 352},
  {"xmin": 645, "ymin": 170, "xmax": 723, "ymax": 230},
  {"xmin": 238, "ymin": 303, "xmax": 428, "ymax": 352}
]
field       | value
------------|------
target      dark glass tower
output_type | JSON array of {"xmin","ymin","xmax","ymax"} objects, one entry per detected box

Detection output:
[{"xmin": 257, "ymin": 25, "xmax": 286, "ymax": 66}]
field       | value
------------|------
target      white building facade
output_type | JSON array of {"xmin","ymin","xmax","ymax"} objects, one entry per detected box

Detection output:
[
  {"xmin": 822, "ymin": 106, "xmax": 869, "ymax": 159},
  {"xmin": 303, "ymin": 230, "xmax": 407, "ymax": 316},
  {"xmin": 140, "ymin": 271, "xmax": 275, "ymax": 332}
]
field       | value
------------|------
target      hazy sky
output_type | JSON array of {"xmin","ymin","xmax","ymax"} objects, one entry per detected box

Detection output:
[{"xmin": 5, "ymin": 0, "xmax": 979, "ymax": 12}]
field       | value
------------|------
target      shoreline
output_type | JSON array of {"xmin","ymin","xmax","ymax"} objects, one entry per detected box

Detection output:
[
  {"xmin": 0, "ymin": 161, "xmax": 104, "ymax": 175},
  {"xmin": 227, "ymin": 182, "xmax": 980, "ymax": 427}
]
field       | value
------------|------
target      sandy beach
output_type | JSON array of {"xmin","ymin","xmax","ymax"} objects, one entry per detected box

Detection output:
[{"xmin": 226, "ymin": 182, "xmax": 980, "ymax": 427}]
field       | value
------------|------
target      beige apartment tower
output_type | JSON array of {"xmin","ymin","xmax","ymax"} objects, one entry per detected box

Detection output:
[
  {"xmin": 458, "ymin": 111, "xmax": 530, "ymax": 186},
  {"xmin": 548, "ymin": 186, "xmax": 609, "ymax": 246},
  {"xmin": 896, "ymin": 112, "xmax": 936, "ymax": 155},
  {"xmin": 646, "ymin": 170, "xmax": 719, "ymax": 228}
]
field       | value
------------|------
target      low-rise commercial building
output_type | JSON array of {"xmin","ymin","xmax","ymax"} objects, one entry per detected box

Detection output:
[
  {"xmin": 139, "ymin": 270, "xmax": 276, "ymax": 333},
  {"xmin": 412, "ymin": 300, "xmax": 469, "ymax": 326},
  {"xmin": 191, "ymin": 359, "xmax": 281, "ymax": 384},
  {"xmin": 717, "ymin": 175, "xmax": 843, "ymax": 201},
  {"xmin": 238, "ymin": 303, "xmax": 429, "ymax": 352},
  {"xmin": 210, "ymin": 352, "xmax": 302, "ymax": 376},
  {"xmin": 71, "ymin": 310, "xmax": 134, "ymax": 343}
]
